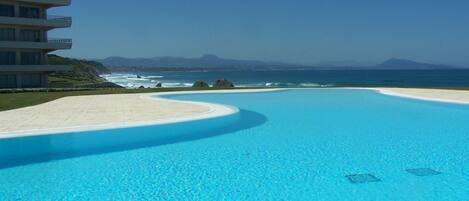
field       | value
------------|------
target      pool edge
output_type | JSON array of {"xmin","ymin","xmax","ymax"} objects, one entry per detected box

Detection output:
[{"xmin": 0, "ymin": 89, "xmax": 283, "ymax": 139}]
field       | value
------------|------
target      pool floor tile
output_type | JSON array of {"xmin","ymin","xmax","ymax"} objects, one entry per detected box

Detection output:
[
  {"xmin": 406, "ymin": 168, "xmax": 441, "ymax": 177},
  {"xmin": 346, "ymin": 174, "xmax": 381, "ymax": 183}
]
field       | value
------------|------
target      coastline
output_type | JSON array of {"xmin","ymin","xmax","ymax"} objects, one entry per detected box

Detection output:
[{"xmin": 1, "ymin": 87, "xmax": 468, "ymax": 139}]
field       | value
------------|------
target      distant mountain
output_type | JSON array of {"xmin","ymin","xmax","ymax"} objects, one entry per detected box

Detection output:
[
  {"xmin": 374, "ymin": 58, "xmax": 457, "ymax": 69},
  {"xmin": 315, "ymin": 60, "xmax": 374, "ymax": 67},
  {"xmin": 97, "ymin": 54, "xmax": 304, "ymax": 69},
  {"xmin": 96, "ymin": 55, "xmax": 460, "ymax": 71}
]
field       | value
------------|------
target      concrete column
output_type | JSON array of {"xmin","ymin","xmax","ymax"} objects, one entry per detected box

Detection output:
[
  {"xmin": 14, "ymin": 27, "xmax": 20, "ymax": 41},
  {"xmin": 15, "ymin": 73, "xmax": 22, "ymax": 88},
  {"xmin": 15, "ymin": 50, "xmax": 21, "ymax": 65},
  {"xmin": 43, "ymin": 51, "xmax": 48, "ymax": 65},
  {"xmin": 44, "ymin": 29, "xmax": 48, "ymax": 42},
  {"xmin": 14, "ymin": 5, "xmax": 19, "ymax": 17},
  {"xmin": 39, "ymin": 29, "xmax": 45, "ymax": 42},
  {"xmin": 41, "ymin": 73, "xmax": 48, "ymax": 88},
  {"xmin": 42, "ymin": 7, "xmax": 47, "ymax": 19},
  {"xmin": 43, "ymin": 7, "xmax": 49, "ymax": 42}
]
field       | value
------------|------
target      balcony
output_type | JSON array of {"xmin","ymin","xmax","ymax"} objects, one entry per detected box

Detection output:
[
  {"xmin": 0, "ymin": 15, "xmax": 71, "ymax": 29},
  {"xmin": 0, "ymin": 65, "xmax": 72, "ymax": 72},
  {"xmin": 0, "ymin": 38, "xmax": 72, "ymax": 51},
  {"xmin": 15, "ymin": 0, "xmax": 71, "ymax": 7},
  {"xmin": 48, "ymin": 38, "xmax": 72, "ymax": 44},
  {"xmin": 47, "ymin": 15, "xmax": 72, "ymax": 22}
]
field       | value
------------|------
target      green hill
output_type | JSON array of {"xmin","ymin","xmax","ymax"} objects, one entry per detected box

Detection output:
[{"xmin": 47, "ymin": 55, "xmax": 121, "ymax": 88}]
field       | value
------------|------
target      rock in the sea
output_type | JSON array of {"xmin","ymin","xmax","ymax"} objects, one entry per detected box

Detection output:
[
  {"xmin": 213, "ymin": 79, "xmax": 234, "ymax": 88},
  {"xmin": 192, "ymin": 81, "xmax": 209, "ymax": 88},
  {"xmin": 155, "ymin": 83, "xmax": 162, "ymax": 88}
]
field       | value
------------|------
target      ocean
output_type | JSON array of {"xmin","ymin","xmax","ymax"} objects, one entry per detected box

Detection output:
[{"xmin": 103, "ymin": 69, "xmax": 469, "ymax": 88}]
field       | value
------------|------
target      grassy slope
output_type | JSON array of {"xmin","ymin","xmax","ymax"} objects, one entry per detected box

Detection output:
[
  {"xmin": 0, "ymin": 87, "xmax": 252, "ymax": 112},
  {"xmin": 47, "ymin": 54, "xmax": 112, "ymax": 88}
]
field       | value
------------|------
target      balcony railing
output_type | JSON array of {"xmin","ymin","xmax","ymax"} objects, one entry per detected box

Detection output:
[
  {"xmin": 0, "ymin": 38, "xmax": 72, "ymax": 50},
  {"xmin": 48, "ymin": 38, "xmax": 72, "ymax": 44},
  {"xmin": 47, "ymin": 15, "xmax": 72, "ymax": 22},
  {"xmin": 0, "ymin": 38, "xmax": 72, "ymax": 43},
  {"xmin": 0, "ymin": 14, "xmax": 72, "ymax": 21},
  {"xmin": 16, "ymin": 0, "xmax": 72, "ymax": 7}
]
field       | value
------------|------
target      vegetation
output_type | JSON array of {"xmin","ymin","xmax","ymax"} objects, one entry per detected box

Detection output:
[{"xmin": 47, "ymin": 54, "xmax": 118, "ymax": 88}]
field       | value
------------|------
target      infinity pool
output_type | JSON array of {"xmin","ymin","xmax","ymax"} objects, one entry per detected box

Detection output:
[{"xmin": 1, "ymin": 89, "xmax": 469, "ymax": 200}]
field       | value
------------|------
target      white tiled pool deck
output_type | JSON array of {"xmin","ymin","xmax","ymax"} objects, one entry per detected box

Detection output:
[
  {"xmin": 376, "ymin": 88, "xmax": 469, "ymax": 105},
  {"xmin": 0, "ymin": 94, "xmax": 206, "ymax": 137},
  {"xmin": 0, "ymin": 89, "xmax": 281, "ymax": 138}
]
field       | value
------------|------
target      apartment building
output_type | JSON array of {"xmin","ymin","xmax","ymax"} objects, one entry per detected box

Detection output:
[{"xmin": 0, "ymin": 0, "xmax": 72, "ymax": 88}]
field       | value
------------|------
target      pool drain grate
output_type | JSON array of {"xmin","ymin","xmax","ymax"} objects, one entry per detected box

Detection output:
[
  {"xmin": 346, "ymin": 174, "xmax": 381, "ymax": 183},
  {"xmin": 406, "ymin": 168, "xmax": 441, "ymax": 177}
]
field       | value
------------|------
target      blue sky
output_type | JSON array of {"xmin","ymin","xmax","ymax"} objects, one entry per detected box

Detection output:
[{"xmin": 49, "ymin": 0, "xmax": 469, "ymax": 66}]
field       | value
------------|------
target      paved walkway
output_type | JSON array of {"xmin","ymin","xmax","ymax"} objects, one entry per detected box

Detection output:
[
  {"xmin": 0, "ymin": 93, "xmax": 211, "ymax": 136},
  {"xmin": 377, "ymin": 88, "xmax": 469, "ymax": 104}
]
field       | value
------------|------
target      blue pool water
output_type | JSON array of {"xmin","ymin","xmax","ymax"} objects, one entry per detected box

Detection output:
[{"xmin": 1, "ymin": 89, "xmax": 469, "ymax": 200}]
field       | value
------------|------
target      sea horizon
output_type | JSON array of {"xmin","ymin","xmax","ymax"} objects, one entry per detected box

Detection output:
[{"xmin": 103, "ymin": 69, "xmax": 469, "ymax": 89}]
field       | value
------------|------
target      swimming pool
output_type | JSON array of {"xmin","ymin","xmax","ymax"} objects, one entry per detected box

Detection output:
[{"xmin": 1, "ymin": 89, "xmax": 469, "ymax": 200}]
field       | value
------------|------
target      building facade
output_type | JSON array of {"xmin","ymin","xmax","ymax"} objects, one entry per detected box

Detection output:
[{"xmin": 0, "ymin": 0, "xmax": 71, "ymax": 88}]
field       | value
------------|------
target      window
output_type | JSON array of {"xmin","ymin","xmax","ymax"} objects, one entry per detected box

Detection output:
[
  {"xmin": 0, "ymin": 4, "xmax": 14, "ymax": 17},
  {"xmin": 0, "ymin": 74, "xmax": 17, "ymax": 88},
  {"xmin": 0, "ymin": 51, "xmax": 16, "ymax": 65},
  {"xmin": 21, "ymin": 73, "xmax": 42, "ymax": 88},
  {"xmin": 20, "ymin": 29, "xmax": 41, "ymax": 42},
  {"xmin": 19, "ymin": 6, "xmax": 40, "ymax": 18},
  {"xmin": 0, "ymin": 28, "xmax": 15, "ymax": 41},
  {"xmin": 21, "ymin": 52, "xmax": 43, "ymax": 65}
]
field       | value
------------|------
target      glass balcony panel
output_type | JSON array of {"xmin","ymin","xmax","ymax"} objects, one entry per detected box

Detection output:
[
  {"xmin": 21, "ymin": 52, "xmax": 43, "ymax": 65},
  {"xmin": 21, "ymin": 73, "xmax": 42, "ymax": 88},
  {"xmin": 0, "ymin": 74, "xmax": 17, "ymax": 88},
  {"xmin": 19, "ymin": 6, "xmax": 40, "ymax": 19},
  {"xmin": 20, "ymin": 30, "xmax": 41, "ymax": 42},
  {"xmin": 0, "ymin": 4, "xmax": 14, "ymax": 17},
  {"xmin": 0, "ymin": 28, "xmax": 15, "ymax": 41},
  {"xmin": 0, "ymin": 52, "xmax": 16, "ymax": 65}
]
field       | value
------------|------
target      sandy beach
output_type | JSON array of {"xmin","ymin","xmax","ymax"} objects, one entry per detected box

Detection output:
[{"xmin": 1, "ymin": 88, "xmax": 468, "ymax": 138}]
